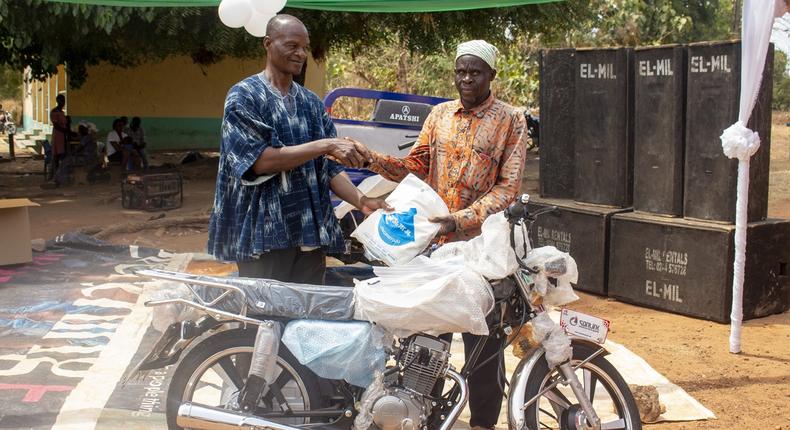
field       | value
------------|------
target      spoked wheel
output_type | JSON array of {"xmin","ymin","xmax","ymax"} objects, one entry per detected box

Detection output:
[
  {"xmin": 522, "ymin": 343, "xmax": 641, "ymax": 430},
  {"xmin": 165, "ymin": 328, "xmax": 325, "ymax": 430}
]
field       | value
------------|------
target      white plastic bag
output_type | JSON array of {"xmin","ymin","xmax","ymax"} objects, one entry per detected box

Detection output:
[
  {"xmin": 353, "ymin": 268, "xmax": 494, "ymax": 336},
  {"xmin": 531, "ymin": 312, "xmax": 572, "ymax": 368},
  {"xmin": 524, "ymin": 246, "xmax": 579, "ymax": 307},
  {"xmin": 351, "ymin": 174, "xmax": 449, "ymax": 266},
  {"xmin": 430, "ymin": 212, "xmax": 529, "ymax": 280}
]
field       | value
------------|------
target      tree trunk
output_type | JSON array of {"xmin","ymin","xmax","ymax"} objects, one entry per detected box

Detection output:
[{"xmin": 732, "ymin": 0, "xmax": 742, "ymax": 35}]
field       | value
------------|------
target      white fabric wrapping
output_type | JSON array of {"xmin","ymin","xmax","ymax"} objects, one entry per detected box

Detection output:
[
  {"xmin": 724, "ymin": 0, "xmax": 786, "ymax": 354},
  {"xmin": 720, "ymin": 120, "xmax": 761, "ymax": 159}
]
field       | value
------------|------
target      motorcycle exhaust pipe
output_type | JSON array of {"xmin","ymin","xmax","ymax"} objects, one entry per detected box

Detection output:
[
  {"xmin": 176, "ymin": 402, "xmax": 301, "ymax": 430},
  {"xmin": 439, "ymin": 369, "xmax": 469, "ymax": 430}
]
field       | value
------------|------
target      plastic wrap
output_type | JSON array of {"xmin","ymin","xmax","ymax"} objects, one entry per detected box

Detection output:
[
  {"xmin": 281, "ymin": 320, "xmax": 388, "ymax": 387},
  {"xmin": 353, "ymin": 268, "xmax": 494, "ymax": 337},
  {"xmin": 523, "ymin": 246, "xmax": 580, "ymax": 307},
  {"xmin": 248, "ymin": 322, "xmax": 281, "ymax": 384},
  {"xmin": 431, "ymin": 212, "xmax": 529, "ymax": 280},
  {"xmin": 530, "ymin": 312, "xmax": 572, "ymax": 368},
  {"xmin": 157, "ymin": 273, "xmax": 356, "ymax": 321},
  {"xmin": 149, "ymin": 282, "xmax": 202, "ymax": 332},
  {"xmin": 353, "ymin": 371, "xmax": 385, "ymax": 430}
]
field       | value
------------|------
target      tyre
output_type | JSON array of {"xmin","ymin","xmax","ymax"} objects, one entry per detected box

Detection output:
[
  {"xmin": 521, "ymin": 342, "xmax": 642, "ymax": 430},
  {"xmin": 165, "ymin": 327, "xmax": 327, "ymax": 430}
]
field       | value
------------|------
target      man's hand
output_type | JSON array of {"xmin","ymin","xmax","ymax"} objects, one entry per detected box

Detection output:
[
  {"xmin": 429, "ymin": 215, "xmax": 457, "ymax": 236},
  {"xmin": 359, "ymin": 196, "xmax": 393, "ymax": 215},
  {"xmin": 326, "ymin": 137, "xmax": 371, "ymax": 168}
]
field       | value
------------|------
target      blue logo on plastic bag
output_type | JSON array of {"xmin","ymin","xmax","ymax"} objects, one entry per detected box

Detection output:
[{"xmin": 377, "ymin": 208, "xmax": 417, "ymax": 246}]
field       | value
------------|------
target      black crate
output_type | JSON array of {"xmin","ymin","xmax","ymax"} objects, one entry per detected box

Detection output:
[
  {"xmin": 608, "ymin": 212, "xmax": 790, "ymax": 322},
  {"xmin": 684, "ymin": 41, "xmax": 773, "ymax": 223},
  {"xmin": 539, "ymin": 49, "xmax": 576, "ymax": 199},
  {"xmin": 633, "ymin": 45, "xmax": 687, "ymax": 216},
  {"xmin": 527, "ymin": 197, "xmax": 632, "ymax": 295},
  {"xmin": 122, "ymin": 172, "xmax": 183, "ymax": 211},
  {"xmin": 574, "ymin": 48, "xmax": 634, "ymax": 208}
]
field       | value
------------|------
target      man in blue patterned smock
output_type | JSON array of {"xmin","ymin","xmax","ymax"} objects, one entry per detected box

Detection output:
[{"xmin": 208, "ymin": 15, "xmax": 388, "ymax": 284}]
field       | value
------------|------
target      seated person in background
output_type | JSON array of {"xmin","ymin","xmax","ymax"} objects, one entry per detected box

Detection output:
[
  {"xmin": 77, "ymin": 123, "xmax": 98, "ymax": 164},
  {"xmin": 50, "ymin": 124, "xmax": 104, "ymax": 187},
  {"xmin": 120, "ymin": 116, "xmax": 129, "ymax": 133},
  {"xmin": 121, "ymin": 135, "xmax": 142, "ymax": 171},
  {"xmin": 128, "ymin": 117, "xmax": 149, "ymax": 169},
  {"xmin": 105, "ymin": 118, "xmax": 127, "ymax": 164}
]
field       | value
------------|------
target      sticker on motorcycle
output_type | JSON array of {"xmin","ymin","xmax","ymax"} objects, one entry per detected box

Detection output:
[{"xmin": 559, "ymin": 308, "xmax": 610, "ymax": 344}]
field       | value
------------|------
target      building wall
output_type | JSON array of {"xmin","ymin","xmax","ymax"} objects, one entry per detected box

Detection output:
[{"xmin": 68, "ymin": 55, "xmax": 326, "ymax": 150}]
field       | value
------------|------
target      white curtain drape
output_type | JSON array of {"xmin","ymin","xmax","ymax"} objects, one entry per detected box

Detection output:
[{"xmin": 721, "ymin": 0, "xmax": 787, "ymax": 354}]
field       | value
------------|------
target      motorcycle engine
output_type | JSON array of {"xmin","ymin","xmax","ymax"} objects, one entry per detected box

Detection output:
[{"xmin": 371, "ymin": 335, "xmax": 451, "ymax": 430}]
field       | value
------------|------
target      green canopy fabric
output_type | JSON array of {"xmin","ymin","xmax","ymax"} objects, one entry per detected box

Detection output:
[{"xmin": 42, "ymin": 0, "xmax": 560, "ymax": 11}]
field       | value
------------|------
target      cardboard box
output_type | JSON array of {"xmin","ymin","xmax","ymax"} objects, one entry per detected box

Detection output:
[{"xmin": 0, "ymin": 198, "xmax": 40, "ymax": 266}]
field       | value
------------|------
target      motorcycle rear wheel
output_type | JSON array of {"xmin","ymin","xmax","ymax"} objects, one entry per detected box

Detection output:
[
  {"xmin": 166, "ymin": 327, "xmax": 325, "ymax": 430},
  {"xmin": 522, "ymin": 343, "xmax": 642, "ymax": 430}
]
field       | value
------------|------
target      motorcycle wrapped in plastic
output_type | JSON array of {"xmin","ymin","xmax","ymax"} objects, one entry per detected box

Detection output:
[{"xmin": 132, "ymin": 194, "xmax": 641, "ymax": 430}]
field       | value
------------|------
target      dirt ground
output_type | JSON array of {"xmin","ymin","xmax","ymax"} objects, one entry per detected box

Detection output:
[{"xmin": 0, "ymin": 113, "xmax": 789, "ymax": 429}]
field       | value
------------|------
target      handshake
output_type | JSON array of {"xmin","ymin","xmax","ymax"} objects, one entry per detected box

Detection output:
[{"xmin": 323, "ymin": 137, "xmax": 373, "ymax": 169}]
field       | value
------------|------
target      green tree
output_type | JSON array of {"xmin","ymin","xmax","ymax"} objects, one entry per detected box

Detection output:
[
  {"xmin": 0, "ymin": 64, "xmax": 22, "ymax": 100},
  {"xmin": 772, "ymin": 50, "xmax": 790, "ymax": 110},
  {"xmin": 327, "ymin": 0, "xmax": 737, "ymax": 110},
  {"xmin": 0, "ymin": 0, "xmax": 596, "ymax": 88}
]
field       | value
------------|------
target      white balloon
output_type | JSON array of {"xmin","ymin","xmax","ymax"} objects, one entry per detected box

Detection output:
[
  {"xmin": 218, "ymin": 0, "xmax": 253, "ymax": 29},
  {"xmin": 245, "ymin": 11, "xmax": 274, "ymax": 38},
  {"xmin": 252, "ymin": 0, "xmax": 287, "ymax": 15}
]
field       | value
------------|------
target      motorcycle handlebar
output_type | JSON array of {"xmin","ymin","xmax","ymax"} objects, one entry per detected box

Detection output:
[
  {"xmin": 504, "ymin": 194, "xmax": 530, "ymax": 224},
  {"xmin": 506, "ymin": 194, "xmax": 558, "ymax": 272}
]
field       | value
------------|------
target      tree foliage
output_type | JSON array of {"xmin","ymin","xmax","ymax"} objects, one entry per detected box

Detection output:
[
  {"xmin": 772, "ymin": 50, "xmax": 790, "ymax": 110},
  {"xmin": 0, "ymin": 64, "xmax": 22, "ymax": 100},
  {"xmin": 0, "ymin": 0, "xmax": 595, "ymax": 88},
  {"xmin": 328, "ymin": 0, "xmax": 738, "ymax": 113}
]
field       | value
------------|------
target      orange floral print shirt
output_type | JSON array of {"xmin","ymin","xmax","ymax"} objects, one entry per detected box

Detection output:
[{"xmin": 368, "ymin": 94, "xmax": 528, "ymax": 239}]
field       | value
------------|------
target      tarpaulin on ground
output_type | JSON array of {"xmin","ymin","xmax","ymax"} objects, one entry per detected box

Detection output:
[
  {"xmin": 40, "ymin": 0, "xmax": 560, "ymax": 11},
  {"xmin": 0, "ymin": 233, "xmax": 190, "ymax": 429}
]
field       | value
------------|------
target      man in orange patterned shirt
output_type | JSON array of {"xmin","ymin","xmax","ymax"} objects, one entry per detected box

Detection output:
[
  {"xmin": 366, "ymin": 42, "xmax": 527, "ymax": 242},
  {"xmin": 364, "ymin": 40, "xmax": 528, "ymax": 430}
]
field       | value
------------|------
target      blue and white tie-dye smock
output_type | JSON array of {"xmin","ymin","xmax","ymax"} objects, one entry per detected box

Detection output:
[{"xmin": 207, "ymin": 73, "xmax": 346, "ymax": 262}]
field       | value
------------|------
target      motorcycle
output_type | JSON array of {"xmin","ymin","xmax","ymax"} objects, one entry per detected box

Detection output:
[
  {"xmin": 525, "ymin": 112, "xmax": 539, "ymax": 150},
  {"xmin": 131, "ymin": 194, "xmax": 641, "ymax": 430},
  {"xmin": 0, "ymin": 110, "xmax": 14, "ymax": 136}
]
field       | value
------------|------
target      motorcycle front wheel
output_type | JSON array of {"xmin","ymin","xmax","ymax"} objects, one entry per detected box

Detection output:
[
  {"xmin": 521, "ymin": 343, "xmax": 642, "ymax": 430},
  {"xmin": 165, "ymin": 327, "xmax": 326, "ymax": 430}
]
